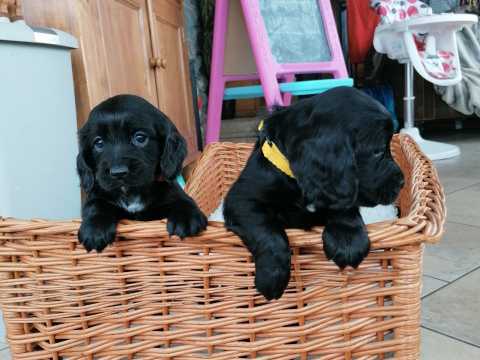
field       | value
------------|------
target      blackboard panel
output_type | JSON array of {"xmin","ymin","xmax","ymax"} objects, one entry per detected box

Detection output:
[{"xmin": 259, "ymin": 0, "xmax": 332, "ymax": 64}]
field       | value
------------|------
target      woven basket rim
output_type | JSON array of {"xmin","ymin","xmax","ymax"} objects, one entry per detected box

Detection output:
[{"xmin": 0, "ymin": 134, "xmax": 445, "ymax": 249}]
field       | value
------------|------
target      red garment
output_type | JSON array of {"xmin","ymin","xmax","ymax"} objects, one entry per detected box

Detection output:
[{"xmin": 347, "ymin": 0, "xmax": 380, "ymax": 64}]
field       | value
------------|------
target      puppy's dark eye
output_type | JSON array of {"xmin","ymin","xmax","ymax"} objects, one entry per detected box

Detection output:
[
  {"xmin": 132, "ymin": 131, "xmax": 149, "ymax": 147},
  {"xmin": 93, "ymin": 136, "xmax": 104, "ymax": 151}
]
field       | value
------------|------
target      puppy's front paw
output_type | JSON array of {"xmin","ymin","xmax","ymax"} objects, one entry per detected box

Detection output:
[
  {"xmin": 323, "ymin": 223, "xmax": 370, "ymax": 269},
  {"xmin": 167, "ymin": 207, "xmax": 207, "ymax": 239},
  {"xmin": 254, "ymin": 246, "xmax": 291, "ymax": 301},
  {"xmin": 78, "ymin": 219, "xmax": 117, "ymax": 252}
]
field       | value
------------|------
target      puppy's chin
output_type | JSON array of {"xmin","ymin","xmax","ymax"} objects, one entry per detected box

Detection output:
[
  {"xmin": 379, "ymin": 186, "xmax": 402, "ymax": 205},
  {"xmin": 96, "ymin": 180, "xmax": 127, "ymax": 193},
  {"xmin": 356, "ymin": 195, "xmax": 379, "ymax": 207},
  {"xmin": 96, "ymin": 174, "xmax": 156, "ymax": 193}
]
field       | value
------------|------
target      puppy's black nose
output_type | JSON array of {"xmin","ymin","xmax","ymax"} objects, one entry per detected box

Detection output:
[{"xmin": 110, "ymin": 165, "xmax": 129, "ymax": 179}]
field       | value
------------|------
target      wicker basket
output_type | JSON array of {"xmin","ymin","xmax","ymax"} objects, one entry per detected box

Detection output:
[{"xmin": 0, "ymin": 134, "xmax": 445, "ymax": 359}]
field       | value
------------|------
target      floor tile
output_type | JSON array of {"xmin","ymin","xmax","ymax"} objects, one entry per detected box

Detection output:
[
  {"xmin": 422, "ymin": 275, "xmax": 447, "ymax": 297},
  {"xmin": 435, "ymin": 160, "xmax": 480, "ymax": 183},
  {"xmin": 221, "ymin": 117, "xmax": 259, "ymax": 139},
  {"xmin": 421, "ymin": 328, "xmax": 480, "ymax": 359},
  {"xmin": 0, "ymin": 312, "xmax": 5, "ymax": 347},
  {"xmin": 437, "ymin": 175, "xmax": 480, "ymax": 195},
  {"xmin": 423, "ymin": 222, "xmax": 480, "ymax": 282},
  {"xmin": 223, "ymin": 137, "xmax": 256, "ymax": 143},
  {"xmin": 444, "ymin": 184, "xmax": 480, "ymax": 227},
  {"xmin": 432, "ymin": 138, "xmax": 480, "ymax": 174},
  {"xmin": 0, "ymin": 347, "xmax": 10, "ymax": 360},
  {"xmin": 422, "ymin": 269, "xmax": 480, "ymax": 346},
  {"xmin": 427, "ymin": 128, "xmax": 480, "ymax": 148},
  {"xmin": 429, "ymin": 130, "xmax": 480, "ymax": 183}
]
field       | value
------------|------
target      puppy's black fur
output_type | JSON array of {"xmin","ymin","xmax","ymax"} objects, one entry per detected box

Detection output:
[
  {"xmin": 224, "ymin": 87, "xmax": 404, "ymax": 300},
  {"xmin": 77, "ymin": 94, "xmax": 207, "ymax": 252}
]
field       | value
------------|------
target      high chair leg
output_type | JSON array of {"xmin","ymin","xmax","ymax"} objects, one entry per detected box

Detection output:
[
  {"xmin": 403, "ymin": 62, "xmax": 415, "ymax": 129},
  {"xmin": 400, "ymin": 63, "xmax": 461, "ymax": 160}
]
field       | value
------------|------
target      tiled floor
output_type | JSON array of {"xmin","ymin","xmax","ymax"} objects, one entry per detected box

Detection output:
[
  {"xmin": 0, "ymin": 129, "xmax": 479, "ymax": 359},
  {"xmin": 419, "ymin": 129, "xmax": 480, "ymax": 358},
  {"xmin": 0, "ymin": 313, "xmax": 9, "ymax": 359}
]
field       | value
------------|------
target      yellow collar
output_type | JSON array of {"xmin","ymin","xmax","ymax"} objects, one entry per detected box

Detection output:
[{"xmin": 258, "ymin": 120, "xmax": 295, "ymax": 178}]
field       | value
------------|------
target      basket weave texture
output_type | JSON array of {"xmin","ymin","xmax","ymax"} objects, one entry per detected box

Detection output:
[{"xmin": 0, "ymin": 134, "xmax": 445, "ymax": 359}]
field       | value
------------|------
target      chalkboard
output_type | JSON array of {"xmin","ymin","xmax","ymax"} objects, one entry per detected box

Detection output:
[{"xmin": 259, "ymin": 0, "xmax": 332, "ymax": 64}]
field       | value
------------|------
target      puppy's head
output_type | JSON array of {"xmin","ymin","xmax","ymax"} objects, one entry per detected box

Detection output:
[
  {"xmin": 77, "ymin": 94, "xmax": 186, "ymax": 193},
  {"xmin": 273, "ymin": 87, "xmax": 404, "ymax": 210}
]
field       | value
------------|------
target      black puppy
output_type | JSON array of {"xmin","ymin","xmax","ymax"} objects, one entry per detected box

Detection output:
[
  {"xmin": 77, "ymin": 94, "xmax": 207, "ymax": 252},
  {"xmin": 224, "ymin": 87, "xmax": 404, "ymax": 300}
]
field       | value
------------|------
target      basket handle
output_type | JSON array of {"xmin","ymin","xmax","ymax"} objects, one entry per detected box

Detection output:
[
  {"xmin": 421, "ymin": 167, "xmax": 446, "ymax": 244},
  {"xmin": 399, "ymin": 135, "xmax": 446, "ymax": 244}
]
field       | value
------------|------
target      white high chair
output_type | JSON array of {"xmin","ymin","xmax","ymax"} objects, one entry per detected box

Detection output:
[{"xmin": 374, "ymin": 12, "xmax": 478, "ymax": 160}]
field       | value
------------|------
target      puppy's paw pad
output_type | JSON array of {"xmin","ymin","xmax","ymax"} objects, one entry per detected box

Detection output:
[
  {"xmin": 167, "ymin": 208, "xmax": 207, "ymax": 239},
  {"xmin": 78, "ymin": 221, "xmax": 117, "ymax": 253},
  {"xmin": 323, "ymin": 225, "xmax": 370, "ymax": 269},
  {"xmin": 255, "ymin": 251, "xmax": 291, "ymax": 301}
]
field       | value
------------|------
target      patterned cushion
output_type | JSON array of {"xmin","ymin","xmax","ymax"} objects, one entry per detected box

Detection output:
[
  {"xmin": 371, "ymin": 0, "xmax": 456, "ymax": 79},
  {"xmin": 371, "ymin": 0, "xmax": 432, "ymax": 24},
  {"xmin": 415, "ymin": 34, "xmax": 456, "ymax": 78}
]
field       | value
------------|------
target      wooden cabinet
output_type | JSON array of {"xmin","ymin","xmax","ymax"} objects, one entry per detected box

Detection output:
[
  {"xmin": 148, "ymin": 0, "xmax": 197, "ymax": 155},
  {"xmin": 96, "ymin": 0, "xmax": 158, "ymax": 105},
  {"xmin": 22, "ymin": 0, "xmax": 200, "ymax": 163}
]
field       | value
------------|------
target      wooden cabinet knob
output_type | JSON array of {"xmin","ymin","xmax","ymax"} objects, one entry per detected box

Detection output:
[
  {"xmin": 150, "ymin": 57, "xmax": 167, "ymax": 69},
  {"xmin": 149, "ymin": 57, "xmax": 158, "ymax": 69},
  {"xmin": 157, "ymin": 57, "xmax": 167, "ymax": 69}
]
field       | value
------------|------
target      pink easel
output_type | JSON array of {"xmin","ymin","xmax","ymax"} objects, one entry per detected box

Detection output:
[{"xmin": 205, "ymin": 0, "xmax": 352, "ymax": 144}]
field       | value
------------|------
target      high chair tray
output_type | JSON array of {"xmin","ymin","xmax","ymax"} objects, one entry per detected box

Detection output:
[
  {"xmin": 376, "ymin": 13, "xmax": 478, "ymax": 32},
  {"xmin": 374, "ymin": 13, "xmax": 478, "ymax": 85}
]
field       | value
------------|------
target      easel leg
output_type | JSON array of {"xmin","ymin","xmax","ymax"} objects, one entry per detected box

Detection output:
[
  {"xmin": 281, "ymin": 74, "xmax": 295, "ymax": 106},
  {"xmin": 240, "ymin": 0, "xmax": 284, "ymax": 110},
  {"xmin": 205, "ymin": 0, "xmax": 229, "ymax": 144}
]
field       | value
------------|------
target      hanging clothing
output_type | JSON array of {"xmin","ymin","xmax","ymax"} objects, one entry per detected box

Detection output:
[{"xmin": 347, "ymin": 0, "xmax": 380, "ymax": 64}]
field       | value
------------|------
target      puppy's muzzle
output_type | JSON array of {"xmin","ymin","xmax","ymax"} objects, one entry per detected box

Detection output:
[
  {"xmin": 381, "ymin": 170, "xmax": 405, "ymax": 204},
  {"xmin": 109, "ymin": 165, "xmax": 129, "ymax": 179}
]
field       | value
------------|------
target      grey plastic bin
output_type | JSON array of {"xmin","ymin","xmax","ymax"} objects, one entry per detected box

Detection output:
[{"xmin": 0, "ymin": 19, "xmax": 80, "ymax": 220}]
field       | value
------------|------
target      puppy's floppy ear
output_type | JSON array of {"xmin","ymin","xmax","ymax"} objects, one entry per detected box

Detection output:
[
  {"xmin": 76, "ymin": 124, "xmax": 95, "ymax": 193},
  {"xmin": 159, "ymin": 121, "xmax": 187, "ymax": 181},
  {"xmin": 289, "ymin": 128, "xmax": 358, "ymax": 210},
  {"xmin": 77, "ymin": 150, "xmax": 94, "ymax": 193}
]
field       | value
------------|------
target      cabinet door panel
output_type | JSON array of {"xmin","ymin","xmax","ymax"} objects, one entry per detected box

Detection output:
[
  {"xmin": 96, "ymin": 0, "xmax": 157, "ymax": 105},
  {"xmin": 149, "ymin": 0, "xmax": 199, "ymax": 162}
]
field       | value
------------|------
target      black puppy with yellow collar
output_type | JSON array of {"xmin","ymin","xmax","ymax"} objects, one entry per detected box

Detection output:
[{"xmin": 223, "ymin": 87, "xmax": 404, "ymax": 300}]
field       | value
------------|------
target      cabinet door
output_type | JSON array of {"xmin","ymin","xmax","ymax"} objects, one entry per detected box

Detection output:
[
  {"xmin": 95, "ymin": 0, "xmax": 157, "ymax": 106},
  {"xmin": 148, "ymin": 0, "xmax": 199, "ymax": 162}
]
